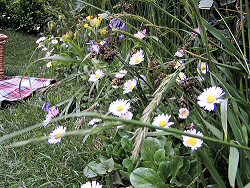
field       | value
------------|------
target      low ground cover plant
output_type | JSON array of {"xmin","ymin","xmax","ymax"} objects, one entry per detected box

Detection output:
[{"xmin": 1, "ymin": 0, "xmax": 250, "ymax": 187}]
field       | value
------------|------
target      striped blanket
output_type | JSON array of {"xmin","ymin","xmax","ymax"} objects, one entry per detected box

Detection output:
[{"xmin": 0, "ymin": 76, "xmax": 53, "ymax": 102}]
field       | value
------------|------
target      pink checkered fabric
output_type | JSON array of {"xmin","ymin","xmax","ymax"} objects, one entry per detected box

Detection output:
[{"xmin": 0, "ymin": 76, "xmax": 53, "ymax": 102}]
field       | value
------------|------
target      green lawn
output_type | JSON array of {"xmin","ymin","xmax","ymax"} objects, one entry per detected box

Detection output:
[{"xmin": 0, "ymin": 29, "xmax": 99, "ymax": 187}]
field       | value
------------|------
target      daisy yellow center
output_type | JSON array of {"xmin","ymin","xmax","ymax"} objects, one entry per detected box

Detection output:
[
  {"xmin": 182, "ymin": 111, "xmax": 187, "ymax": 117},
  {"xmin": 207, "ymin": 95, "xmax": 216, "ymax": 103},
  {"xmin": 129, "ymin": 84, "xmax": 135, "ymax": 91},
  {"xmin": 135, "ymin": 57, "xmax": 142, "ymax": 64},
  {"xmin": 187, "ymin": 137, "xmax": 197, "ymax": 146},
  {"xmin": 201, "ymin": 65, "xmax": 206, "ymax": 71},
  {"xmin": 55, "ymin": 133, "xmax": 62, "ymax": 139},
  {"xmin": 159, "ymin": 120, "xmax": 167, "ymax": 127},
  {"xmin": 95, "ymin": 73, "xmax": 101, "ymax": 79},
  {"xmin": 117, "ymin": 105, "xmax": 124, "ymax": 112}
]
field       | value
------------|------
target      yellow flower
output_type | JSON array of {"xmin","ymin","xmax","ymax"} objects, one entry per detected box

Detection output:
[
  {"xmin": 101, "ymin": 27, "xmax": 108, "ymax": 35},
  {"xmin": 84, "ymin": 23, "xmax": 90, "ymax": 29},
  {"xmin": 86, "ymin": 15, "xmax": 94, "ymax": 21},
  {"xmin": 89, "ymin": 16, "xmax": 102, "ymax": 27},
  {"xmin": 62, "ymin": 31, "xmax": 73, "ymax": 42}
]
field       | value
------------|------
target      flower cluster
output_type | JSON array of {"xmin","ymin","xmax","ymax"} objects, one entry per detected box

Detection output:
[
  {"xmin": 42, "ymin": 101, "xmax": 60, "ymax": 127},
  {"xmin": 81, "ymin": 181, "xmax": 102, "ymax": 188}
]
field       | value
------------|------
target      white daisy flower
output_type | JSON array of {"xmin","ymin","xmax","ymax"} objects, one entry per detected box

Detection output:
[
  {"xmin": 176, "ymin": 72, "xmax": 187, "ymax": 83},
  {"xmin": 115, "ymin": 73, "xmax": 124, "ymax": 79},
  {"xmin": 123, "ymin": 79, "xmax": 137, "ymax": 94},
  {"xmin": 36, "ymin": 36, "xmax": 46, "ymax": 44},
  {"xmin": 179, "ymin": 108, "xmax": 189, "ymax": 119},
  {"xmin": 51, "ymin": 39, "xmax": 58, "ymax": 45},
  {"xmin": 129, "ymin": 49, "xmax": 144, "ymax": 65},
  {"xmin": 175, "ymin": 49, "xmax": 184, "ymax": 58},
  {"xmin": 134, "ymin": 29, "xmax": 147, "ymax": 39},
  {"xmin": 38, "ymin": 43, "xmax": 45, "ymax": 48},
  {"xmin": 109, "ymin": 99, "xmax": 131, "ymax": 116},
  {"xmin": 115, "ymin": 69, "xmax": 127, "ymax": 79},
  {"xmin": 117, "ymin": 111, "xmax": 133, "ymax": 129},
  {"xmin": 197, "ymin": 86, "xmax": 224, "ymax": 111},
  {"xmin": 81, "ymin": 181, "xmax": 102, "ymax": 188},
  {"xmin": 152, "ymin": 114, "xmax": 174, "ymax": 131},
  {"xmin": 48, "ymin": 126, "xmax": 66, "ymax": 144},
  {"xmin": 88, "ymin": 118, "xmax": 102, "ymax": 125},
  {"xmin": 46, "ymin": 61, "xmax": 52, "ymax": 68},
  {"xmin": 42, "ymin": 47, "xmax": 48, "ymax": 51},
  {"xmin": 89, "ymin": 70, "xmax": 105, "ymax": 83},
  {"xmin": 197, "ymin": 61, "xmax": 209, "ymax": 74},
  {"xmin": 182, "ymin": 129, "xmax": 203, "ymax": 150},
  {"xmin": 120, "ymin": 70, "xmax": 127, "ymax": 75}
]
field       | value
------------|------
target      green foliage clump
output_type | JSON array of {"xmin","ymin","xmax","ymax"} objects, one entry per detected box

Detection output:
[{"xmin": 0, "ymin": 0, "xmax": 77, "ymax": 33}]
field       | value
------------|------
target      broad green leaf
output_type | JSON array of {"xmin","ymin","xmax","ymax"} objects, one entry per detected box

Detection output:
[
  {"xmin": 181, "ymin": 158, "xmax": 190, "ymax": 174},
  {"xmin": 158, "ymin": 161, "xmax": 171, "ymax": 179},
  {"xmin": 130, "ymin": 167, "xmax": 166, "ymax": 188},
  {"xmin": 170, "ymin": 157, "xmax": 183, "ymax": 177},
  {"xmin": 101, "ymin": 158, "xmax": 114, "ymax": 173},
  {"xmin": 170, "ymin": 177, "xmax": 184, "ymax": 187},
  {"xmin": 122, "ymin": 158, "xmax": 134, "ymax": 173},
  {"xmin": 141, "ymin": 137, "xmax": 162, "ymax": 161},
  {"xmin": 83, "ymin": 161, "xmax": 98, "ymax": 178},
  {"xmin": 154, "ymin": 149, "xmax": 166, "ymax": 165},
  {"xmin": 95, "ymin": 163, "xmax": 107, "ymax": 175},
  {"xmin": 228, "ymin": 146, "xmax": 239, "ymax": 187},
  {"xmin": 164, "ymin": 141, "xmax": 173, "ymax": 157},
  {"xmin": 220, "ymin": 99, "xmax": 228, "ymax": 140},
  {"xmin": 198, "ymin": 150, "xmax": 226, "ymax": 188},
  {"xmin": 121, "ymin": 136, "xmax": 133, "ymax": 152},
  {"xmin": 180, "ymin": 173, "xmax": 192, "ymax": 185},
  {"xmin": 143, "ymin": 161, "xmax": 158, "ymax": 171}
]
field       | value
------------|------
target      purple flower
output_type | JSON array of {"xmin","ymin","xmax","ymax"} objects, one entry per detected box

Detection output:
[
  {"xmin": 87, "ymin": 41, "xmax": 100, "ymax": 54},
  {"xmin": 109, "ymin": 18, "xmax": 123, "ymax": 28},
  {"xmin": 119, "ymin": 34, "xmax": 125, "ymax": 40},
  {"xmin": 42, "ymin": 101, "xmax": 51, "ymax": 113},
  {"xmin": 120, "ymin": 23, "xmax": 126, "ymax": 31}
]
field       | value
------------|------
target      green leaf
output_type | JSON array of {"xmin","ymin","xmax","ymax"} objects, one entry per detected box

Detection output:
[
  {"xmin": 121, "ymin": 136, "xmax": 133, "ymax": 152},
  {"xmin": 180, "ymin": 173, "xmax": 192, "ymax": 185},
  {"xmin": 154, "ymin": 149, "xmax": 166, "ymax": 165},
  {"xmin": 203, "ymin": 19, "xmax": 242, "ymax": 58},
  {"xmin": 228, "ymin": 145, "xmax": 239, "ymax": 187},
  {"xmin": 143, "ymin": 161, "xmax": 158, "ymax": 171},
  {"xmin": 141, "ymin": 137, "xmax": 162, "ymax": 161},
  {"xmin": 122, "ymin": 158, "xmax": 134, "ymax": 173},
  {"xmin": 101, "ymin": 158, "xmax": 114, "ymax": 173},
  {"xmin": 170, "ymin": 157, "xmax": 183, "ymax": 177},
  {"xmin": 164, "ymin": 141, "xmax": 173, "ymax": 157},
  {"xmin": 130, "ymin": 167, "xmax": 166, "ymax": 188},
  {"xmin": 83, "ymin": 161, "xmax": 98, "ymax": 178},
  {"xmin": 198, "ymin": 150, "xmax": 226, "ymax": 188},
  {"xmin": 158, "ymin": 161, "xmax": 171, "ymax": 179},
  {"xmin": 220, "ymin": 99, "xmax": 228, "ymax": 140},
  {"xmin": 95, "ymin": 163, "xmax": 107, "ymax": 175}
]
